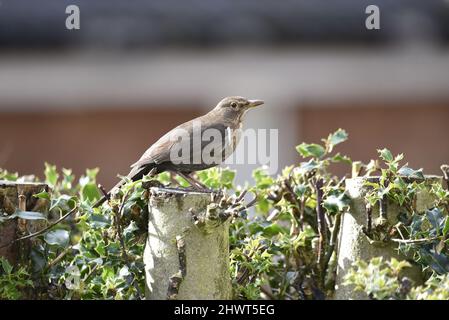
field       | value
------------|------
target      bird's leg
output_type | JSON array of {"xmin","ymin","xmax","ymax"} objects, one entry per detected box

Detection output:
[
  {"xmin": 169, "ymin": 172, "xmax": 178, "ymax": 186},
  {"xmin": 176, "ymin": 172, "xmax": 211, "ymax": 191},
  {"xmin": 176, "ymin": 172, "xmax": 203, "ymax": 189},
  {"xmin": 186, "ymin": 173, "xmax": 209, "ymax": 189}
]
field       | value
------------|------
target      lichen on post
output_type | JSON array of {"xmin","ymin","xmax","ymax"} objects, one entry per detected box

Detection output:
[
  {"xmin": 334, "ymin": 175, "xmax": 441, "ymax": 300},
  {"xmin": 144, "ymin": 187, "xmax": 232, "ymax": 300}
]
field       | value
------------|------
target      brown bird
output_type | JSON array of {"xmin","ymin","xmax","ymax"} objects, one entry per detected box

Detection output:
[{"xmin": 94, "ymin": 96, "xmax": 264, "ymax": 207}]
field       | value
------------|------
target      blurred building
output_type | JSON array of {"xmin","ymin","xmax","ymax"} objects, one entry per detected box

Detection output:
[{"xmin": 0, "ymin": 0, "xmax": 449, "ymax": 187}]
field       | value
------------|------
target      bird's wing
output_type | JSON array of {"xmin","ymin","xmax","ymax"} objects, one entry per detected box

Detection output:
[
  {"xmin": 130, "ymin": 116, "xmax": 231, "ymax": 169},
  {"xmin": 167, "ymin": 121, "xmax": 229, "ymax": 166},
  {"xmin": 130, "ymin": 116, "xmax": 203, "ymax": 169},
  {"xmin": 130, "ymin": 130, "xmax": 176, "ymax": 169}
]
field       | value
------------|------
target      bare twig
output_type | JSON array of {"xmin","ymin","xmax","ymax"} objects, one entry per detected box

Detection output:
[
  {"xmin": 228, "ymin": 191, "xmax": 258, "ymax": 218},
  {"xmin": 390, "ymin": 237, "xmax": 439, "ymax": 244},
  {"xmin": 236, "ymin": 189, "xmax": 248, "ymax": 202},
  {"xmin": 98, "ymin": 184, "xmax": 110, "ymax": 201},
  {"xmin": 323, "ymin": 212, "xmax": 341, "ymax": 272},
  {"xmin": 236, "ymin": 263, "xmax": 251, "ymax": 285},
  {"xmin": 441, "ymin": 165, "xmax": 449, "ymax": 190},
  {"xmin": 113, "ymin": 187, "xmax": 133, "ymax": 262},
  {"xmin": 366, "ymin": 203, "xmax": 372, "ymax": 236},
  {"xmin": 84, "ymin": 263, "xmax": 100, "ymax": 282},
  {"xmin": 111, "ymin": 186, "xmax": 144, "ymax": 298},
  {"xmin": 242, "ymin": 194, "xmax": 258, "ymax": 211},
  {"xmin": 315, "ymin": 178, "xmax": 327, "ymax": 286},
  {"xmin": 379, "ymin": 192, "xmax": 388, "ymax": 221},
  {"xmin": 0, "ymin": 206, "xmax": 78, "ymax": 249},
  {"xmin": 284, "ymin": 179, "xmax": 304, "ymax": 231},
  {"xmin": 46, "ymin": 245, "xmax": 73, "ymax": 270}
]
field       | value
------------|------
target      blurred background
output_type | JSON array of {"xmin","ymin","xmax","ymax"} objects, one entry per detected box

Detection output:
[{"xmin": 0, "ymin": 0, "xmax": 448, "ymax": 187}]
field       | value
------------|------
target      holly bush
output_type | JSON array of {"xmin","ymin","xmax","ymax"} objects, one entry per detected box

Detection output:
[{"xmin": 0, "ymin": 128, "xmax": 448, "ymax": 300}]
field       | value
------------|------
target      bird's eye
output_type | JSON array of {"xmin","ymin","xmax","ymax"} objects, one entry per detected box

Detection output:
[{"xmin": 230, "ymin": 102, "xmax": 238, "ymax": 109}]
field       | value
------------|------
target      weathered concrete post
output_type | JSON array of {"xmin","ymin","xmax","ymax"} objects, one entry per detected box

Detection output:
[
  {"xmin": 144, "ymin": 187, "xmax": 232, "ymax": 300},
  {"xmin": 334, "ymin": 176, "xmax": 441, "ymax": 300},
  {"xmin": 0, "ymin": 181, "xmax": 50, "ymax": 264}
]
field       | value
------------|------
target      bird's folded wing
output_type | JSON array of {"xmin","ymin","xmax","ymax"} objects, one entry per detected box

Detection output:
[
  {"xmin": 130, "ymin": 120, "xmax": 232, "ymax": 169},
  {"xmin": 130, "ymin": 131, "xmax": 175, "ymax": 168}
]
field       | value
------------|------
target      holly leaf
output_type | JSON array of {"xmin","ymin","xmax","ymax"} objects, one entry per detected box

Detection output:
[
  {"xmin": 33, "ymin": 191, "xmax": 51, "ymax": 201},
  {"xmin": 426, "ymin": 208, "xmax": 445, "ymax": 235},
  {"xmin": 44, "ymin": 229, "xmax": 70, "ymax": 247},
  {"xmin": 323, "ymin": 194, "xmax": 348, "ymax": 214},
  {"xmin": 398, "ymin": 166, "xmax": 425, "ymax": 179},
  {"xmin": 11, "ymin": 211, "xmax": 47, "ymax": 220},
  {"xmin": 44, "ymin": 162, "xmax": 59, "ymax": 188},
  {"xmin": 0, "ymin": 257, "xmax": 13, "ymax": 274},
  {"xmin": 326, "ymin": 129, "xmax": 348, "ymax": 152},
  {"xmin": 443, "ymin": 216, "xmax": 449, "ymax": 237},
  {"xmin": 296, "ymin": 143, "xmax": 325, "ymax": 159},
  {"xmin": 378, "ymin": 148, "xmax": 393, "ymax": 162}
]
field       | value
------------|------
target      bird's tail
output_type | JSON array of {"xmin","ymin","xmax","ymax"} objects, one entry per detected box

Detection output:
[{"xmin": 92, "ymin": 164, "xmax": 155, "ymax": 208}]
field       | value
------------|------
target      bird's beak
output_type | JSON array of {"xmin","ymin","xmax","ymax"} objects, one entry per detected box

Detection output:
[{"xmin": 247, "ymin": 99, "xmax": 264, "ymax": 108}]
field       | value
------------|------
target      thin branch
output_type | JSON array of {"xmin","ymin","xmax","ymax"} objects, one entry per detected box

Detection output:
[
  {"xmin": 84, "ymin": 263, "xmax": 100, "ymax": 282},
  {"xmin": 113, "ymin": 187, "xmax": 133, "ymax": 263},
  {"xmin": 0, "ymin": 206, "xmax": 78, "ymax": 249},
  {"xmin": 113, "ymin": 186, "xmax": 143, "ymax": 298},
  {"xmin": 366, "ymin": 203, "xmax": 372, "ymax": 237},
  {"xmin": 390, "ymin": 237, "xmax": 439, "ymax": 244},
  {"xmin": 284, "ymin": 179, "xmax": 304, "ymax": 231},
  {"xmin": 46, "ymin": 245, "xmax": 73, "ymax": 270},
  {"xmin": 242, "ymin": 194, "xmax": 258, "ymax": 211},
  {"xmin": 315, "ymin": 178, "xmax": 327, "ymax": 286},
  {"xmin": 323, "ymin": 212, "xmax": 341, "ymax": 271},
  {"xmin": 379, "ymin": 192, "xmax": 388, "ymax": 221},
  {"xmin": 441, "ymin": 165, "xmax": 449, "ymax": 190},
  {"xmin": 236, "ymin": 189, "xmax": 248, "ymax": 202},
  {"xmin": 98, "ymin": 184, "xmax": 110, "ymax": 201}
]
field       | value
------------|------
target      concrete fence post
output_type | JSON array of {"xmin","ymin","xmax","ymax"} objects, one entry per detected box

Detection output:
[
  {"xmin": 144, "ymin": 187, "xmax": 232, "ymax": 300},
  {"xmin": 334, "ymin": 176, "xmax": 441, "ymax": 300}
]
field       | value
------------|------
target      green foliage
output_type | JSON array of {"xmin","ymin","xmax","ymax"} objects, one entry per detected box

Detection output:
[
  {"xmin": 230, "ymin": 236, "xmax": 272, "ymax": 299},
  {"xmin": 1, "ymin": 128, "xmax": 448, "ymax": 300},
  {"xmin": 0, "ymin": 257, "xmax": 33, "ymax": 299},
  {"xmin": 296, "ymin": 143, "xmax": 325, "ymax": 159},
  {"xmin": 0, "ymin": 165, "xmax": 148, "ymax": 299},
  {"xmin": 44, "ymin": 162, "xmax": 59, "ymax": 188},
  {"xmin": 0, "ymin": 210, "xmax": 47, "ymax": 223},
  {"xmin": 409, "ymin": 274, "xmax": 449, "ymax": 300},
  {"xmin": 226, "ymin": 129, "xmax": 351, "ymax": 299},
  {"xmin": 363, "ymin": 148, "xmax": 449, "ymax": 275},
  {"xmin": 325, "ymin": 129, "xmax": 348, "ymax": 152},
  {"xmin": 0, "ymin": 169, "xmax": 18, "ymax": 181},
  {"xmin": 295, "ymin": 129, "xmax": 348, "ymax": 160},
  {"xmin": 344, "ymin": 257, "xmax": 411, "ymax": 299},
  {"xmin": 345, "ymin": 257, "xmax": 449, "ymax": 300},
  {"xmin": 196, "ymin": 167, "xmax": 235, "ymax": 189},
  {"xmin": 364, "ymin": 149, "xmax": 423, "ymax": 207}
]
